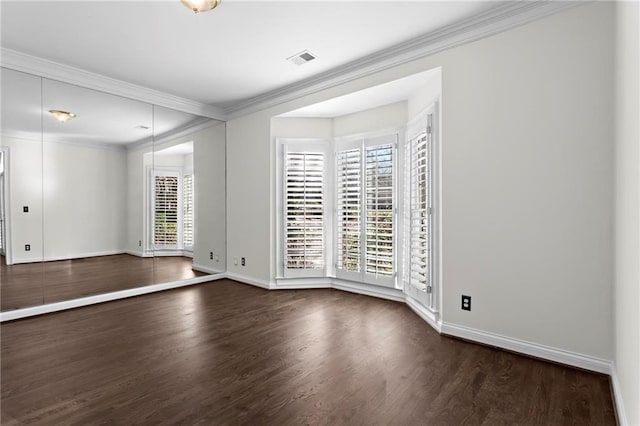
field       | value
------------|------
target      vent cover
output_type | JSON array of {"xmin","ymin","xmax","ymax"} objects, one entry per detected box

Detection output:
[{"xmin": 287, "ymin": 50, "xmax": 317, "ymax": 66}]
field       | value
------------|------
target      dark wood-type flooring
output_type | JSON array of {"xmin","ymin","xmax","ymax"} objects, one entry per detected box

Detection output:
[
  {"xmin": 0, "ymin": 254, "xmax": 206, "ymax": 311},
  {"xmin": 0, "ymin": 279, "xmax": 616, "ymax": 425}
]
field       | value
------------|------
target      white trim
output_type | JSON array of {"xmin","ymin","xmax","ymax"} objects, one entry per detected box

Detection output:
[
  {"xmin": 225, "ymin": 272, "xmax": 273, "ymax": 290},
  {"xmin": 332, "ymin": 279, "xmax": 404, "ymax": 302},
  {"xmin": 610, "ymin": 364, "xmax": 629, "ymax": 426},
  {"xmin": 125, "ymin": 249, "xmax": 153, "ymax": 258},
  {"xmin": 405, "ymin": 295, "xmax": 441, "ymax": 333},
  {"xmin": 0, "ymin": 147, "xmax": 13, "ymax": 265},
  {"xmin": 41, "ymin": 250, "xmax": 125, "ymax": 263},
  {"xmin": 0, "ymin": 48, "xmax": 226, "ymax": 121},
  {"xmin": 191, "ymin": 263, "xmax": 225, "ymax": 275},
  {"xmin": 440, "ymin": 322, "xmax": 612, "ymax": 374},
  {"xmin": 1, "ymin": 3, "xmax": 577, "ymax": 122},
  {"xmin": 0, "ymin": 273, "xmax": 225, "ymax": 322},
  {"xmin": 225, "ymin": 2, "xmax": 579, "ymax": 118},
  {"xmin": 153, "ymin": 250, "xmax": 191, "ymax": 258}
]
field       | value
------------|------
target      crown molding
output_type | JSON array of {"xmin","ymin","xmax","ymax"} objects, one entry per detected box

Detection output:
[
  {"xmin": 1, "ymin": 1, "xmax": 580, "ymax": 123},
  {"xmin": 0, "ymin": 48, "xmax": 227, "ymax": 121},
  {"xmin": 224, "ymin": 1, "xmax": 581, "ymax": 119}
]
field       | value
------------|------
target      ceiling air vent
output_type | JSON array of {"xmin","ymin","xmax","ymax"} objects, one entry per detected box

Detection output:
[{"xmin": 287, "ymin": 50, "xmax": 317, "ymax": 66}]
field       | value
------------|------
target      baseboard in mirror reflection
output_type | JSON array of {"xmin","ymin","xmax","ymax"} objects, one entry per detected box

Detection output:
[{"xmin": 0, "ymin": 273, "xmax": 226, "ymax": 322}]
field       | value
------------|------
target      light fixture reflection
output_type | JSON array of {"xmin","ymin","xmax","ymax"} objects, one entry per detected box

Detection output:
[
  {"xmin": 181, "ymin": 0, "xmax": 220, "ymax": 13},
  {"xmin": 49, "ymin": 109, "xmax": 77, "ymax": 123}
]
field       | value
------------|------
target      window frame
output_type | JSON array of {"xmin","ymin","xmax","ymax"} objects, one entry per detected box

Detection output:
[
  {"xmin": 278, "ymin": 139, "xmax": 332, "ymax": 279},
  {"xmin": 182, "ymin": 174, "xmax": 194, "ymax": 250},
  {"xmin": 334, "ymin": 130, "xmax": 399, "ymax": 288},
  {"xmin": 151, "ymin": 168, "xmax": 183, "ymax": 251},
  {"xmin": 403, "ymin": 103, "xmax": 440, "ymax": 311}
]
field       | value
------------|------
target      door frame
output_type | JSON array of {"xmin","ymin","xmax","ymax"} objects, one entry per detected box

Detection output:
[{"xmin": 0, "ymin": 147, "xmax": 13, "ymax": 265}]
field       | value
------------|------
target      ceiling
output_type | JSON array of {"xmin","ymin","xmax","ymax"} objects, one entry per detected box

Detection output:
[
  {"xmin": 1, "ymin": 67, "xmax": 210, "ymax": 146},
  {"xmin": 0, "ymin": 1, "xmax": 502, "ymax": 110},
  {"xmin": 280, "ymin": 68, "xmax": 439, "ymax": 118}
]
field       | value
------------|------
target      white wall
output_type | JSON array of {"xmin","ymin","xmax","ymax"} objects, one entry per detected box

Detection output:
[
  {"xmin": 227, "ymin": 2, "xmax": 615, "ymax": 361},
  {"xmin": 271, "ymin": 118, "xmax": 333, "ymax": 139},
  {"xmin": 407, "ymin": 69, "xmax": 442, "ymax": 121},
  {"xmin": 126, "ymin": 145, "xmax": 152, "ymax": 255},
  {"xmin": 614, "ymin": 1, "xmax": 640, "ymax": 424},
  {"xmin": 150, "ymin": 122, "xmax": 227, "ymax": 271},
  {"xmin": 193, "ymin": 123, "xmax": 226, "ymax": 272},
  {"xmin": 0, "ymin": 137, "xmax": 127, "ymax": 263},
  {"xmin": 43, "ymin": 141, "xmax": 127, "ymax": 260},
  {"xmin": 0, "ymin": 137, "xmax": 43, "ymax": 263},
  {"xmin": 333, "ymin": 101, "xmax": 407, "ymax": 137}
]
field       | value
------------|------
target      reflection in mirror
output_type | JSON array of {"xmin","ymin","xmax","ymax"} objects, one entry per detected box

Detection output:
[
  {"xmin": 39, "ymin": 78, "xmax": 155, "ymax": 305},
  {"xmin": 152, "ymin": 106, "xmax": 226, "ymax": 284},
  {"xmin": 0, "ymin": 67, "xmax": 44, "ymax": 310}
]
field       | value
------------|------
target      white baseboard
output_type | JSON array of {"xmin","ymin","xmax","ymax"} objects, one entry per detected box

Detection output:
[
  {"xmin": 274, "ymin": 277, "xmax": 332, "ymax": 289},
  {"xmin": 153, "ymin": 250, "xmax": 191, "ymax": 257},
  {"xmin": 192, "ymin": 263, "xmax": 225, "ymax": 275},
  {"xmin": 610, "ymin": 364, "xmax": 629, "ymax": 426},
  {"xmin": 226, "ymin": 272, "xmax": 273, "ymax": 289},
  {"xmin": 332, "ymin": 279, "xmax": 405, "ymax": 302},
  {"xmin": 42, "ymin": 250, "xmax": 125, "ymax": 262},
  {"xmin": 440, "ymin": 322, "xmax": 612, "ymax": 374},
  {"xmin": 405, "ymin": 295, "xmax": 441, "ymax": 333},
  {"xmin": 0, "ymin": 274, "xmax": 225, "ymax": 322},
  {"xmin": 13, "ymin": 250, "xmax": 127, "ymax": 264},
  {"xmin": 125, "ymin": 250, "xmax": 153, "ymax": 258}
]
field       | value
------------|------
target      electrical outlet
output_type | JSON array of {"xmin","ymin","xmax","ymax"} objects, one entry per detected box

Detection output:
[
  {"xmin": 23, "ymin": 206, "xmax": 29, "ymax": 213},
  {"xmin": 461, "ymin": 295, "xmax": 471, "ymax": 311},
  {"xmin": 241, "ymin": 257, "xmax": 246, "ymax": 266},
  {"xmin": 138, "ymin": 240, "xmax": 142, "ymax": 247},
  {"xmin": 25, "ymin": 244, "xmax": 31, "ymax": 251},
  {"xmin": 209, "ymin": 252, "xmax": 213, "ymax": 260}
]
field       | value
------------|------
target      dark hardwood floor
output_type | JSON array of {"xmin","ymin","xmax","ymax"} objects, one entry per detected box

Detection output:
[
  {"xmin": 0, "ymin": 279, "xmax": 616, "ymax": 425},
  {"xmin": 1, "ymin": 254, "xmax": 207, "ymax": 311}
]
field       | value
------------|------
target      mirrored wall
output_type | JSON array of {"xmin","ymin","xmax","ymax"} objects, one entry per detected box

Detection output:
[{"xmin": 0, "ymin": 67, "xmax": 226, "ymax": 312}]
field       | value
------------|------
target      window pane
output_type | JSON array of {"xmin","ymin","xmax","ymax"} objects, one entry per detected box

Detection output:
[
  {"xmin": 183, "ymin": 175, "xmax": 194, "ymax": 247},
  {"xmin": 337, "ymin": 148, "xmax": 361, "ymax": 272},
  {"xmin": 155, "ymin": 175, "xmax": 179, "ymax": 246},
  {"xmin": 365, "ymin": 144, "xmax": 393, "ymax": 276},
  {"xmin": 408, "ymin": 132, "xmax": 430, "ymax": 292},
  {"xmin": 285, "ymin": 152, "xmax": 324, "ymax": 269}
]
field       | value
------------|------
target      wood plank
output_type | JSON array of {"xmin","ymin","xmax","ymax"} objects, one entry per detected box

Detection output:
[{"xmin": 0, "ymin": 280, "xmax": 616, "ymax": 425}]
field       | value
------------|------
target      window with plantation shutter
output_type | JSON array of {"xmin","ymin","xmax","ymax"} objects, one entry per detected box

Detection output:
[
  {"xmin": 404, "ymin": 110, "xmax": 436, "ymax": 309},
  {"xmin": 336, "ymin": 134, "xmax": 396, "ymax": 287},
  {"xmin": 407, "ymin": 131, "xmax": 430, "ymax": 292},
  {"xmin": 154, "ymin": 174, "xmax": 180, "ymax": 248},
  {"xmin": 284, "ymin": 151, "xmax": 325, "ymax": 274},
  {"xmin": 183, "ymin": 174, "xmax": 194, "ymax": 248},
  {"xmin": 336, "ymin": 148, "xmax": 361, "ymax": 273},
  {"xmin": 365, "ymin": 144, "xmax": 394, "ymax": 277}
]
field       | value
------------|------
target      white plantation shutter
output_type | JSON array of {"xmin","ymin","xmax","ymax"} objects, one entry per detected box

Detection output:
[
  {"xmin": 336, "ymin": 148, "xmax": 361, "ymax": 273},
  {"xmin": 336, "ymin": 134, "xmax": 396, "ymax": 286},
  {"xmin": 284, "ymin": 151, "xmax": 325, "ymax": 272},
  {"xmin": 365, "ymin": 143, "xmax": 394, "ymax": 277},
  {"xmin": 408, "ymin": 131, "xmax": 430, "ymax": 292},
  {"xmin": 183, "ymin": 175, "xmax": 194, "ymax": 247},
  {"xmin": 154, "ymin": 175, "xmax": 179, "ymax": 247}
]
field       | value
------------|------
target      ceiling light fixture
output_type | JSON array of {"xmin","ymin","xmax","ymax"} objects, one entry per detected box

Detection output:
[
  {"xmin": 48, "ymin": 110, "xmax": 77, "ymax": 123},
  {"xmin": 181, "ymin": 0, "xmax": 220, "ymax": 13}
]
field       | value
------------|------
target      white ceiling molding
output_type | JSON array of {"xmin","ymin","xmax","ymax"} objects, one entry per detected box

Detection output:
[
  {"xmin": 224, "ymin": 1, "xmax": 580, "ymax": 119},
  {"xmin": 0, "ymin": 48, "xmax": 227, "ymax": 121},
  {"xmin": 1, "ymin": 2, "xmax": 579, "ymax": 123},
  {"xmin": 127, "ymin": 115, "xmax": 221, "ymax": 152}
]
